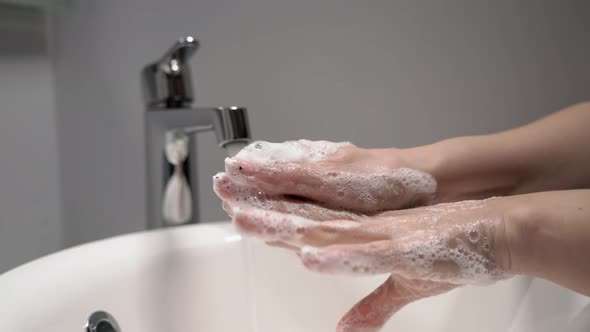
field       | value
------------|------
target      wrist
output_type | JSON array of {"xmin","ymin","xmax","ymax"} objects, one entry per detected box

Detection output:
[
  {"xmin": 405, "ymin": 136, "xmax": 528, "ymax": 203},
  {"xmin": 396, "ymin": 139, "xmax": 462, "ymax": 203},
  {"xmin": 497, "ymin": 196, "xmax": 541, "ymax": 275},
  {"xmin": 501, "ymin": 190, "xmax": 590, "ymax": 295},
  {"xmin": 368, "ymin": 145, "xmax": 447, "ymax": 203}
]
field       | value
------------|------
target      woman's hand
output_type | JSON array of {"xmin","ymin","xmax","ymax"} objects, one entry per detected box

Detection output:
[
  {"xmin": 224, "ymin": 190, "xmax": 590, "ymax": 331},
  {"xmin": 232, "ymin": 198, "xmax": 511, "ymax": 283},
  {"xmin": 229, "ymin": 197, "xmax": 514, "ymax": 331},
  {"xmin": 220, "ymin": 140, "xmax": 437, "ymax": 214}
]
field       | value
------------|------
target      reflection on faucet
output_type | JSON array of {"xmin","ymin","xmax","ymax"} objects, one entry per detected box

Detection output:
[
  {"xmin": 142, "ymin": 37, "xmax": 251, "ymax": 229},
  {"xmin": 162, "ymin": 130, "xmax": 191, "ymax": 224}
]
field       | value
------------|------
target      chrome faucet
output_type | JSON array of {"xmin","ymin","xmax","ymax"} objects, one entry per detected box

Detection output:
[{"xmin": 142, "ymin": 36, "xmax": 251, "ymax": 229}]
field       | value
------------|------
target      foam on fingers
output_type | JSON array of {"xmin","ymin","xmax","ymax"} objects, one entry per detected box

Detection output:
[
  {"xmin": 215, "ymin": 171, "xmax": 364, "ymax": 221},
  {"xmin": 221, "ymin": 201, "xmax": 233, "ymax": 216},
  {"xmin": 223, "ymin": 140, "xmax": 352, "ymax": 196},
  {"xmin": 213, "ymin": 171, "xmax": 279, "ymax": 210},
  {"xmin": 212, "ymin": 172, "xmax": 233, "ymax": 199},
  {"xmin": 228, "ymin": 161, "xmax": 437, "ymax": 213},
  {"xmin": 224, "ymin": 156, "xmax": 326, "ymax": 200},
  {"xmin": 232, "ymin": 207, "xmax": 315, "ymax": 242},
  {"xmin": 232, "ymin": 139, "xmax": 353, "ymax": 164},
  {"xmin": 222, "ymin": 139, "xmax": 438, "ymax": 212},
  {"xmin": 300, "ymin": 241, "xmax": 397, "ymax": 275}
]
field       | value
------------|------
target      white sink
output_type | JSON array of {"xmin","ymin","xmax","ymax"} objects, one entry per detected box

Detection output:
[{"xmin": 1, "ymin": 222, "xmax": 588, "ymax": 331}]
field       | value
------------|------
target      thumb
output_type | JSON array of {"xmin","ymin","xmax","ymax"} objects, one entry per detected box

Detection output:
[
  {"xmin": 225, "ymin": 157, "xmax": 328, "ymax": 199},
  {"xmin": 337, "ymin": 275, "xmax": 454, "ymax": 332}
]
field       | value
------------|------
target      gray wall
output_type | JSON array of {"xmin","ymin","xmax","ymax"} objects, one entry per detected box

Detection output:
[
  {"xmin": 0, "ymin": 5, "xmax": 63, "ymax": 272},
  {"xmin": 52, "ymin": 1, "xmax": 590, "ymax": 246}
]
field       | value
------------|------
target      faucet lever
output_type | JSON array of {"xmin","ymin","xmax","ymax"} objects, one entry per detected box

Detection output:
[
  {"xmin": 142, "ymin": 36, "xmax": 200, "ymax": 108},
  {"xmin": 157, "ymin": 36, "xmax": 199, "ymax": 73}
]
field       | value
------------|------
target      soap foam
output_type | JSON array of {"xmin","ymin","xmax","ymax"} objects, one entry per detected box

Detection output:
[
  {"xmin": 301, "ymin": 200, "xmax": 507, "ymax": 285},
  {"xmin": 232, "ymin": 206, "xmax": 312, "ymax": 241},
  {"xmin": 393, "ymin": 222, "xmax": 504, "ymax": 285},
  {"xmin": 280, "ymin": 167, "xmax": 438, "ymax": 213},
  {"xmin": 233, "ymin": 139, "xmax": 352, "ymax": 163}
]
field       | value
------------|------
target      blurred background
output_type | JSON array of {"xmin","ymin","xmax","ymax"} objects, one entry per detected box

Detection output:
[{"xmin": 0, "ymin": 0, "xmax": 588, "ymax": 273}]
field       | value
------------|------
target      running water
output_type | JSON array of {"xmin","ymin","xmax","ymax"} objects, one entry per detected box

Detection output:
[{"xmin": 224, "ymin": 141, "xmax": 260, "ymax": 331}]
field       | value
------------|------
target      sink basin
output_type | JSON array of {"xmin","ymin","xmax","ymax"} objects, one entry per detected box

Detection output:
[{"xmin": 1, "ymin": 222, "xmax": 589, "ymax": 331}]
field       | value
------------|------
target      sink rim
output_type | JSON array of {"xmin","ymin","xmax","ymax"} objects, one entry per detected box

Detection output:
[{"xmin": 0, "ymin": 221, "xmax": 236, "ymax": 284}]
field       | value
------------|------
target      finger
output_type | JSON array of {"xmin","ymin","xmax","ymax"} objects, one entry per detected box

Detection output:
[
  {"xmin": 337, "ymin": 275, "xmax": 455, "ymax": 332},
  {"xmin": 233, "ymin": 206, "xmax": 318, "ymax": 243},
  {"xmin": 213, "ymin": 172, "xmax": 232, "ymax": 201},
  {"xmin": 215, "ymin": 172, "xmax": 285, "ymax": 213},
  {"xmin": 300, "ymin": 240, "xmax": 400, "ymax": 275},
  {"xmin": 215, "ymin": 172, "xmax": 363, "ymax": 221},
  {"xmin": 222, "ymin": 201, "xmax": 233, "ymax": 217},
  {"xmin": 225, "ymin": 158, "xmax": 356, "ymax": 211},
  {"xmin": 269, "ymin": 200, "xmax": 363, "ymax": 222},
  {"xmin": 265, "ymin": 241, "xmax": 300, "ymax": 251},
  {"xmin": 300, "ymin": 235, "xmax": 474, "ymax": 283},
  {"xmin": 213, "ymin": 172, "xmax": 257, "ymax": 202},
  {"xmin": 227, "ymin": 158, "xmax": 435, "ymax": 213},
  {"xmin": 225, "ymin": 157, "xmax": 323, "ymax": 194},
  {"xmin": 337, "ymin": 275, "xmax": 401, "ymax": 332},
  {"xmin": 223, "ymin": 139, "xmax": 347, "ymax": 188},
  {"xmin": 232, "ymin": 207, "xmax": 380, "ymax": 246}
]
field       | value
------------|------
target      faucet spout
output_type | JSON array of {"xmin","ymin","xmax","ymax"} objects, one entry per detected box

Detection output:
[
  {"xmin": 166, "ymin": 107, "xmax": 251, "ymax": 147},
  {"xmin": 210, "ymin": 107, "xmax": 251, "ymax": 147}
]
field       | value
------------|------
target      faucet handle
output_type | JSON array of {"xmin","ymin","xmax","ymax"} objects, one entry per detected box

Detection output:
[
  {"xmin": 158, "ymin": 36, "xmax": 199, "ymax": 72},
  {"xmin": 142, "ymin": 36, "xmax": 200, "ymax": 108}
]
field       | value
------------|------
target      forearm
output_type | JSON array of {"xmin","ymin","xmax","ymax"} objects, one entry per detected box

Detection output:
[
  {"xmin": 505, "ymin": 190, "xmax": 590, "ymax": 296},
  {"xmin": 403, "ymin": 102, "xmax": 590, "ymax": 202}
]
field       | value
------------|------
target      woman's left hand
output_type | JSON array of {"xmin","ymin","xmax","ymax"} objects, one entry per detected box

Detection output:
[{"xmin": 216, "ymin": 173, "xmax": 516, "ymax": 331}]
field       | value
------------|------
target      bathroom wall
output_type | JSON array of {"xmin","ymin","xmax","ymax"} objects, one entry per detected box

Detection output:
[
  {"xmin": 52, "ymin": 0, "xmax": 590, "ymax": 246},
  {"xmin": 0, "ymin": 5, "xmax": 63, "ymax": 272}
]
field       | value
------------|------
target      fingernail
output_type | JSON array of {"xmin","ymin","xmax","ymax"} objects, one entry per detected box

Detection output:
[{"xmin": 226, "ymin": 157, "xmax": 249, "ymax": 175}]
